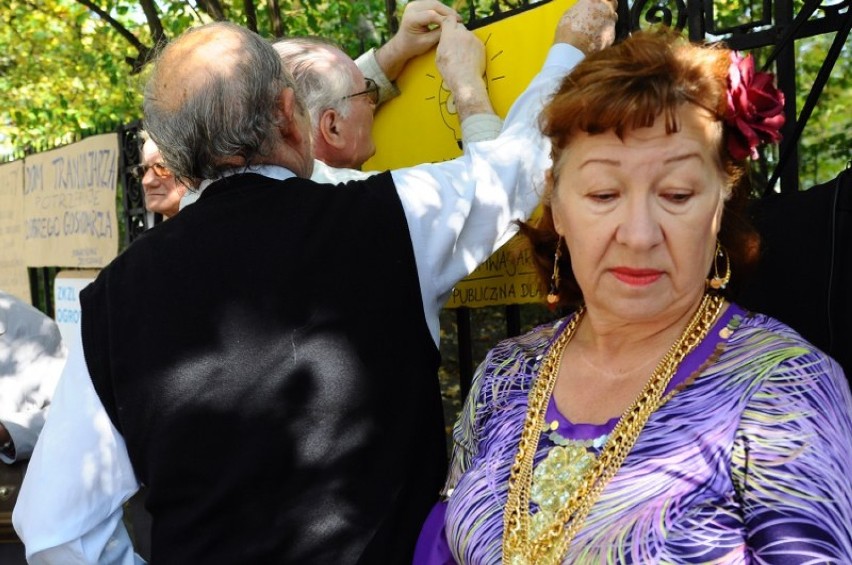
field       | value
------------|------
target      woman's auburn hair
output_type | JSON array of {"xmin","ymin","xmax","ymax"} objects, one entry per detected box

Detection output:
[{"xmin": 520, "ymin": 28, "xmax": 759, "ymax": 309}]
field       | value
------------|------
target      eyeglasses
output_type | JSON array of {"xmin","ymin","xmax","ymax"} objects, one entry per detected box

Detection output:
[
  {"xmin": 341, "ymin": 77, "xmax": 379, "ymax": 106},
  {"xmin": 130, "ymin": 162, "xmax": 172, "ymax": 180}
]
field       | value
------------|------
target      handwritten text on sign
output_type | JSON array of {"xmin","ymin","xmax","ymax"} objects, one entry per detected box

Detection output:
[
  {"xmin": 23, "ymin": 134, "xmax": 119, "ymax": 267},
  {"xmin": 445, "ymin": 236, "xmax": 543, "ymax": 308},
  {"xmin": 0, "ymin": 161, "xmax": 30, "ymax": 302}
]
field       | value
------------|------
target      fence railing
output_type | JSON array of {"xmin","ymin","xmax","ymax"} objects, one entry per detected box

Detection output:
[{"xmin": 21, "ymin": 0, "xmax": 849, "ymax": 406}]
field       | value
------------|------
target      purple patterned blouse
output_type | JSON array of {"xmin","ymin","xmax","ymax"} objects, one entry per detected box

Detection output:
[{"xmin": 415, "ymin": 304, "xmax": 852, "ymax": 563}]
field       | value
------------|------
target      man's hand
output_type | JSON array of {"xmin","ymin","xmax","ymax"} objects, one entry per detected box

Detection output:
[
  {"xmin": 554, "ymin": 0, "xmax": 618, "ymax": 55},
  {"xmin": 377, "ymin": 0, "xmax": 461, "ymax": 80},
  {"xmin": 436, "ymin": 18, "xmax": 493, "ymax": 120}
]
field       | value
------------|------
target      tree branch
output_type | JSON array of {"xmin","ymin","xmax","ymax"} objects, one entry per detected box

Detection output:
[
  {"xmin": 73, "ymin": 0, "xmax": 162, "ymax": 74},
  {"xmin": 267, "ymin": 0, "xmax": 283, "ymax": 37},
  {"xmin": 244, "ymin": 0, "xmax": 258, "ymax": 33},
  {"xmin": 74, "ymin": 0, "xmax": 150, "ymax": 53},
  {"xmin": 385, "ymin": 0, "xmax": 398, "ymax": 34},
  {"xmin": 138, "ymin": 0, "xmax": 166, "ymax": 45},
  {"xmin": 196, "ymin": 0, "xmax": 226, "ymax": 21}
]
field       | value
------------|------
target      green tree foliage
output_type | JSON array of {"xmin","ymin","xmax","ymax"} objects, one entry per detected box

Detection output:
[
  {"xmin": 1, "ymin": 0, "xmax": 848, "ymax": 186},
  {"xmin": 1, "ymin": 0, "xmax": 144, "ymax": 154},
  {"xmin": 0, "ymin": 0, "xmax": 390, "ymax": 156},
  {"xmin": 795, "ymin": 33, "xmax": 851, "ymax": 188},
  {"xmin": 709, "ymin": 0, "xmax": 850, "ymax": 188}
]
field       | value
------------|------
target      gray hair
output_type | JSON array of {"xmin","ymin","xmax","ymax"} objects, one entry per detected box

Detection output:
[
  {"xmin": 272, "ymin": 37, "xmax": 355, "ymax": 130},
  {"xmin": 143, "ymin": 22, "xmax": 297, "ymax": 181}
]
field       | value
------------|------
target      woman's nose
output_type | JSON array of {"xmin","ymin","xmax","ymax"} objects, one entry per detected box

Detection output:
[{"xmin": 615, "ymin": 196, "xmax": 662, "ymax": 249}]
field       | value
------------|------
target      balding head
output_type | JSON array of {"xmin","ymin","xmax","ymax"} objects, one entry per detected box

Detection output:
[
  {"xmin": 273, "ymin": 38, "xmax": 358, "ymax": 129},
  {"xmin": 143, "ymin": 22, "xmax": 308, "ymax": 181},
  {"xmin": 273, "ymin": 37, "xmax": 378, "ymax": 169},
  {"xmin": 150, "ymin": 25, "xmax": 245, "ymax": 113}
]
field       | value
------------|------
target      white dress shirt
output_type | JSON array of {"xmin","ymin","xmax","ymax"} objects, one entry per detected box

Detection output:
[
  {"xmin": 180, "ymin": 48, "xmax": 504, "ymax": 211},
  {"xmin": 13, "ymin": 43, "xmax": 583, "ymax": 564}
]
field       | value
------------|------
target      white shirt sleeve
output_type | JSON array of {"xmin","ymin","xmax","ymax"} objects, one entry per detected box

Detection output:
[
  {"xmin": 460, "ymin": 114, "xmax": 504, "ymax": 145},
  {"xmin": 13, "ymin": 325, "xmax": 144, "ymax": 565},
  {"xmin": 355, "ymin": 47, "xmax": 400, "ymax": 106},
  {"xmin": 392, "ymin": 43, "xmax": 583, "ymax": 342}
]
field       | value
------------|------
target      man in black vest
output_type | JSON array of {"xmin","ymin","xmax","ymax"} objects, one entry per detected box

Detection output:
[{"xmin": 14, "ymin": 3, "xmax": 617, "ymax": 563}]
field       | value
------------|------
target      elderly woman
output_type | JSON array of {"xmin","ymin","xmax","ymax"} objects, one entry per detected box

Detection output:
[
  {"xmin": 132, "ymin": 133, "xmax": 188, "ymax": 219},
  {"xmin": 416, "ymin": 30, "xmax": 852, "ymax": 563}
]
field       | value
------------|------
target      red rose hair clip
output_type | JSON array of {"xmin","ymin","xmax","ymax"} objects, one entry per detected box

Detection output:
[{"xmin": 724, "ymin": 52, "xmax": 786, "ymax": 160}]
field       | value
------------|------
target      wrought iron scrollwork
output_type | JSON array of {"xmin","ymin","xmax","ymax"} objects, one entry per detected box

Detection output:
[
  {"xmin": 629, "ymin": 0, "xmax": 687, "ymax": 31},
  {"xmin": 818, "ymin": 0, "xmax": 851, "ymax": 18},
  {"xmin": 706, "ymin": 0, "xmax": 772, "ymax": 36},
  {"xmin": 463, "ymin": 0, "xmax": 549, "ymax": 30},
  {"xmin": 117, "ymin": 122, "xmax": 151, "ymax": 246}
]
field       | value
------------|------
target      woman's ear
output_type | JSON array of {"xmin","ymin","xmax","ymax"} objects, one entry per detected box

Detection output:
[
  {"xmin": 547, "ymin": 169, "xmax": 565, "ymax": 235},
  {"xmin": 551, "ymin": 207, "xmax": 565, "ymax": 236},
  {"xmin": 712, "ymin": 196, "xmax": 725, "ymax": 237},
  {"xmin": 543, "ymin": 169, "xmax": 554, "ymax": 205}
]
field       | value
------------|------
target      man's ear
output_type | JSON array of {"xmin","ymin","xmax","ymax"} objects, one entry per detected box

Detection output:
[
  {"xmin": 276, "ymin": 87, "xmax": 306, "ymax": 146},
  {"xmin": 317, "ymin": 108, "xmax": 346, "ymax": 149}
]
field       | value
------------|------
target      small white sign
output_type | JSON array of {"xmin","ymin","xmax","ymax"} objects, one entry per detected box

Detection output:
[{"xmin": 53, "ymin": 270, "xmax": 99, "ymax": 344}]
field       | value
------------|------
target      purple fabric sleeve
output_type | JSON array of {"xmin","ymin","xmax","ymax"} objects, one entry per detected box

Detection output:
[{"xmin": 413, "ymin": 501, "xmax": 457, "ymax": 565}]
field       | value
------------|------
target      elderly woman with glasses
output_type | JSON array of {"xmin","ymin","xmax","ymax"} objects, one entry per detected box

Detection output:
[
  {"xmin": 416, "ymin": 29, "xmax": 852, "ymax": 564},
  {"xmin": 132, "ymin": 132, "xmax": 189, "ymax": 219}
]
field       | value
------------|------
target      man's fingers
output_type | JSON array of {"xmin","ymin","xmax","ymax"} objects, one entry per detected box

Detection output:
[
  {"xmin": 439, "ymin": 15, "xmax": 463, "ymax": 31},
  {"xmin": 404, "ymin": 0, "xmax": 461, "ymax": 30},
  {"xmin": 410, "ymin": 9, "xmax": 461, "ymax": 32},
  {"xmin": 415, "ymin": 0, "xmax": 460, "ymax": 19}
]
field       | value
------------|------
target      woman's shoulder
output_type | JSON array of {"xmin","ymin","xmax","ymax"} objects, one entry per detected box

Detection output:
[
  {"xmin": 488, "ymin": 315, "xmax": 571, "ymax": 362},
  {"xmin": 723, "ymin": 304, "xmax": 847, "ymax": 393},
  {"xmin": 731, "ymin": 306, "xmax": 834, "ymax": 360},
  {"xmin": 471, "ymin": 315, "xmax": 574, "ymax": 397},
  {"xmin": 723, "ymin": 305, "xmax": 852, "ymax": 467}
]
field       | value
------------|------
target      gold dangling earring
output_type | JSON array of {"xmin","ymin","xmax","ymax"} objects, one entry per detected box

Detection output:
[
  {"xmin": 708, "ymin": 241, "xmax": 731, "ymax": 290},
  {"xmin": 547, "ymin": 238, "xmax": 563, "ymax": 306}
]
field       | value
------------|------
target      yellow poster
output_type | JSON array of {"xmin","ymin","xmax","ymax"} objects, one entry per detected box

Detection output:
[
  {"xmin": 0, "ymin": 160, "xmax": 30, "ymax": 303},
  {"xmin": 364, "ymin": 0, "xmax": 575, "ymax": 308},
  {"xmin": 22, "ymin": 133, "xmax": 120, "ymax": 268},
  {"xmin": 444, "ymin": 229, "xmax": 544, "ymax": 308}
]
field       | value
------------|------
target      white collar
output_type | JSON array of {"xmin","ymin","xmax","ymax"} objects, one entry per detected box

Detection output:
[
  {"xmin": 199, "ymin": 164, "xmax": 297, "ymax": 189},
  {"xmin": 181, "ymin": 165, "xmax": 298, "ymax": 211}
]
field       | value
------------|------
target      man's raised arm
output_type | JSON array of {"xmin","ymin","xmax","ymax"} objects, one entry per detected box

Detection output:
[{"xmin": 389, "ymin": 0, "xmax": 618, "ymax": 341}]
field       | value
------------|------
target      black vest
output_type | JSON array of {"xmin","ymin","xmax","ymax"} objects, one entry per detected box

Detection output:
[{"xmin": 81, "ymin": 173, "xmax": 445, "ymax": 564}]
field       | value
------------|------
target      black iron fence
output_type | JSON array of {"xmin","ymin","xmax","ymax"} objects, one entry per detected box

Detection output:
[
  {"xmin": 450, "ymin": 0, "xmax": 851, "ymax": 396},
  {"xmin": 20, "ymin": 0, "xmax": 850, "ymax": 400}
]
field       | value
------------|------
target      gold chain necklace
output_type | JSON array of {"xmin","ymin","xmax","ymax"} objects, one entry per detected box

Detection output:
[{"xmin": 502, "ymin": 293, "xmax": 724, "ymax": 564}]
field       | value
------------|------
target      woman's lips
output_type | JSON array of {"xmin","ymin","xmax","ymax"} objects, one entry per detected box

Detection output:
[{"xmin": 610, "ymin": 267, "xmax": 663, "ymax": 286}]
